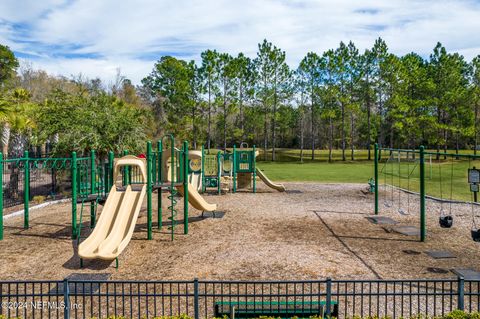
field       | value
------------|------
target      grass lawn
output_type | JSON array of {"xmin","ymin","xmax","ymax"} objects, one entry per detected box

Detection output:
[
  {"xmin": 257, "ymin": 161, "xmax": 373, "ymax": 183},
  {"xmin": 256, "ymin": 149, "xmax": 480, "ymax": 202}
]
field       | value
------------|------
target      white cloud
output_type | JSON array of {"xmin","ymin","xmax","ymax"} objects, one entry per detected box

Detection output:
[
  {"xmin": 1, "ymin": 0, "xmax": 480, "ymax": 84},
  {"xmin": 0, "ymin": 0, "xmax": 66, "ymax": 23},
  {"xmin": 23, "ymin": 56, "xmax": 155, "ymax": 86}
]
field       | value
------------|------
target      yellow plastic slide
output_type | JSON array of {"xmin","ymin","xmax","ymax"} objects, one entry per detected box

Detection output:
[
  {"xmin": 256, "ymin": 168, "xmax": 286, "ymax": 192},
  {"xmin": 163, "ymin": 149, "xmax": 217, "ymax": 212},
  {"xmin": 78, "ymin": 156, "xmax": 146, "ymax": 260},
  {"xmin": 176, "ymin": 183, "xmax": 217, "ymax": 212}
]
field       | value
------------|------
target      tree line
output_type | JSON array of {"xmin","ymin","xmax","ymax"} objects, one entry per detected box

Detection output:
[
  {"xmin": 1, "ymin": 39, "xmax": 480, "ymax": 161},
  {"xmin": 142, "ymin": 38, "xmax": 480, "ymax": 161}
]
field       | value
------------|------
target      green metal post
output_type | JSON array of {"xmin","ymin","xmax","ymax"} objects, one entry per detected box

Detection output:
[
  {"xmin": 102, "ymin": 162, "xmax": 108, "ymax": 197},
  {"xmin": 233, "ymin": 145, "xmax": 237, "ymax": 193},
  {"xmin": 108, "ymin": 151, "xmax": 114, "ymax": 190},
  {"xmin": 63, "ymin": 278, "xmax": 70, "ymax": 319},
  {"xmin": 157, "ymin": 140, "xmax": 162, "ymax": 229},
  {"xmin": 90, "ymin": 150, "xmax": 96, "ymax": 228},
  {"xmin": 170, "ymin": 134, "xmax": 175, "ymax": 241},
  {"xmin": 430, "ymin": 154, "xmax": 433, "ymax": 179},
  {"xmin": 122, "ymin": 150, "xmax": 129, "ymax": 185},
  {"xmin": 193, "ymin": 278, "xmax": 199, "ymax": 319},
  {"xmin": 157, "ymin": 141, "xmax": 162, "ymax": 183},
  {"xmin": 217, "ymin": 152, "xmax": 221, "ymax": 195},
  {"xmin": 147, "ymin": 141, "xmax": 153, "ymax": 240},
  {"xmin": 252, "ymin": 145, "xmax": 256, "ymax": 193},
  {"xmin": 458, "ymin": 275, "xmax": 465, "ymax": 311},
  {"xmin": 0, "ymin": 152, "xmax": 3, "ymax": 240},
  {"xmin": 23, "ymin": 150, "xmax": 29, "ymax": 229},
  {"xmin": 183, "ymin": 141, "xmax": 189, "ymax": 234},
  {"xmin": 326, "ymin": 277, "xmax": 332, "ymax": 317},
  {"xmin": 201, "ymin": 145, "xmax": 205, "ymax": 193},
  {"xmin": 420, "ymin": 145, "xmax": 426, "ymax": 242},
  {"xmin": 71, "ymin": 152, "xmax": 78, "ymax": 239},
  {"xmin": 374, "ymin": 143, "xmax": 379, "ymax": 215}
]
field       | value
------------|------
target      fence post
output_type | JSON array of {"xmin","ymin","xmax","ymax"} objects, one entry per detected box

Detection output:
[
  {"xmin": 194, "ymin": 278, "xmax": 199, "ymax": 319},
  {"xmin": 90, "ymin": 150, "xmax": 95, "ymax": 228},
  {"xmin": 63, "ymin": 278, "xmax": 70, "ymax": 319},
  {"xmin": 71, "ymin": 152, "xmax": 77, "ymax": 239},
  {"xmin": 123, "ymin": 150, "xmax": 129, "ymax": 185},
  {"xmin": 419, "ymin": 145, "xmax": 426, "ymax": 242},
  {"xmin": 458, "ymin": 275, "xmax": 465, "ymax": 311},
  {"xmin": 217, "ymin": 152, "xmax": 221, "ymax": 195},
  {"xmin": 147, "ymin": 141, "xmax": 152, "ymax": 240},
  {"xmin": 23, "ymin": 150, "xmax": 30, "ymax": 229},
  {"xmin": 201, "ymin": 145, "xmax": 205, "ymax": 193},
  {"xmin": 326, "ymin": 277, "xmax": 332, "ymax": 317},
  {"xmin": 158, "ymin": 140, "xmax": 163, "ymax": 229},
  {"xmin": 0, "ymin": 152, "xmax": 3, "ymax": 240},
  {"xmin": 233, "ymin": 145, "xmax": 237, "ymax": 193},
  {"xmin": 252, "ymin": 145, "xmax": 256, "ymax": 193},
  {"xmin": 374, "ymin": 143, "xmax": 379, "ymax": 215},
  {"xmin": 108, "ymin": 151, "xmax": 114, "ymax": 190}
]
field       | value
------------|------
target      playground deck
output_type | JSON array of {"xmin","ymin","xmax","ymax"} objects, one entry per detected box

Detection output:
[{"xmin": 1, "ymin": 182, "xmax": 480, "ymax": 280}]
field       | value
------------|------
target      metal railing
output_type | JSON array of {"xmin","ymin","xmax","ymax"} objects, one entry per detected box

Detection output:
[{"xmin": 0, "ymin": 276, "xmax": 478, "ymax": 319}]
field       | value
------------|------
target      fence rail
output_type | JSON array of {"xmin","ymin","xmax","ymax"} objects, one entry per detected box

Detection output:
[{"xmin": 0, "ymin": 277, "xmax": 478, "ymax": 319}]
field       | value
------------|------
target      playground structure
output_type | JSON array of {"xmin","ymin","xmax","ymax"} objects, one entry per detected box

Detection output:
[
  {"xmin": 373, "ymin": 143, "xmax": 480, "ymax": 242},
  {"xmin": 0, "ymin": 134, "xmax": 287, "ymax": 266},
  {"xmin": 0, "ymin": 135, "xmax": 218, "ymax": 262},
  {"xmin": 0, "ymin": 139, "xmax": 285, "ymax": 243},
  {"xmin": 200, "ymin": 144, "xmax": 285, "ymax": 194},
  {"xmin": 0, "ymin": 141, "xmax": 285, "ymax": 230}
]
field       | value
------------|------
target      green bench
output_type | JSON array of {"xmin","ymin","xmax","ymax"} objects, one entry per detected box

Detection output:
[{"xmin": 214, "ymin": 300, "xmax": 338, "ymax": 318}]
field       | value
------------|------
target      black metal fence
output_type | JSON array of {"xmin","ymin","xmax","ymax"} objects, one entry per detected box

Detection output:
[
  {"xmin": 0, "ymin": 277, "xmax": 478, "ymax": 319},
  {"xmin": 1, "ymin": 155, "xmax": 111, "ymax": 210},
  {"xmin": 1, "ymin": 157, "xmax": 73, "ymax": 210}
]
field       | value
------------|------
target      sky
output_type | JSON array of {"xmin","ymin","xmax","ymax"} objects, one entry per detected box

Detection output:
[{"xmin": 1, "ymin": 0, "xmax": 480, "ymax": 85}]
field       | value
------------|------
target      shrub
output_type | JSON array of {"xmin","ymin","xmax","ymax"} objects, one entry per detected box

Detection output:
[{"xmin": 32, "ymin": 195, "xmax": 46, "ymax": 204}]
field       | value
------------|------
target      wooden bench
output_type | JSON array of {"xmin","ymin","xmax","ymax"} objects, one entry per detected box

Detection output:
[{"xmin": 214, "ymin": 300, "xmax": 338, "ymax": 318}]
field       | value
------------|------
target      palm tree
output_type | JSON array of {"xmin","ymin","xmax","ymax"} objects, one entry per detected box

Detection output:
[
  {"xmin": 0, "ymin": 96, "xmax": 12, "ymax": 158},
  {"xmin": 1, "ymin": 88, "xmax": 35, "ymax": 158}
]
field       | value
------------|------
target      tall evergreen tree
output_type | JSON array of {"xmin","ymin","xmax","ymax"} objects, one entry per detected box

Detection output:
[
  {"xmin": 199, "ymin": 50, "xmax": 219, "ymax": 151},
  {"xmin": 254, "ymin": 39, "xmax": 291, "ymax": 161},
  {"xmin": 471, "ymin": 56, "xmax": 480, "ymax": 154},
  {"xmin": 345, "ymin": 41, "xmax": 361, "ymax": 160},
  {"xmin": 297, "ymin": 52, "xmax": 322, "ymax": 160},
  {"xmin": 430, "ymin": 43, "xmax": 470, "ymax": 156},
  {"xmin": 216, "ymin": 53, "xmax": 236, "ymax": 151},
  {"xmin": 358, "ymin": 49, "xmax": 376, "ymax": 159},
  {"xmin": 232, "ymin": 53, "xmax": 256, "ymax": 144}
]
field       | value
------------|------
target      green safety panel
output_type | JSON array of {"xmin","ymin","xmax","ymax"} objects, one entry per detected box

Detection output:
[
  {"xmin": 204, "ymin": 154, "xmax": 218, "ymax": 176},
  {"xmin": 235, "ymin": 150, "xmax": 254, "ymax": 173},
  {"xmin": 205, "ymin": 176, "xmax": 219, "ymax": 188}
]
